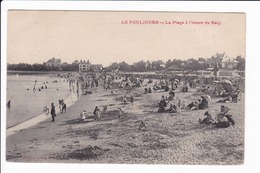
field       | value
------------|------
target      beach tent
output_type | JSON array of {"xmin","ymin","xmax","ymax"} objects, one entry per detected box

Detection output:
[{"xmin": 214, "ymin": 79, "xmax": 233, "ymax": 92}]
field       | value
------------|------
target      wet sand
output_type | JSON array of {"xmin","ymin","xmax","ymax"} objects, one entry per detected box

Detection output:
[
  {"xmin": 6, "ymin": 83, "xmax": 244, "ymax": 164},
  {"xmin": 6, "ymin": 90, "xmax": 79, "ymax": 137}
]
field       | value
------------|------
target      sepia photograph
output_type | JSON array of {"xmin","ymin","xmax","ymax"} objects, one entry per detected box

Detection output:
[{"xmin": 4, "ymin": 10, "xmax": 246, "ymax": 165}]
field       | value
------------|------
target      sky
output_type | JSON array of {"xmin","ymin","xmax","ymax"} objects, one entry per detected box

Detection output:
[{"xmin": 7, "ymin": 11, "xmax": 245, "ymax": 67}]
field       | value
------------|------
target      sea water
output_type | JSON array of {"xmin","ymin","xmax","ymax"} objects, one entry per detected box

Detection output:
[{"xmin": 6, "ymin": 74, "xmax": 72, "ymax": 128}]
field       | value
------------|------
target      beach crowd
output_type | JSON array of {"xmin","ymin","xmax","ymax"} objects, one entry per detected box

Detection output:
[{"xmin": 39, "ymin": 71, "xmax": 243, "ymax": 130}]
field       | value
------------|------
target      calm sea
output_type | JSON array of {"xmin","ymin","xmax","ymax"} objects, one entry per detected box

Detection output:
[{"xmin": 6, "ymin": 74, "xmax": 72, "ymax": 128}]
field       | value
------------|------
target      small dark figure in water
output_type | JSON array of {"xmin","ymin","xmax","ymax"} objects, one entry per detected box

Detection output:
[
  {"xmin": 45, "ymin": 85, "xmax": 47, "ymax": 89},
  {"xmin": 7, "ymin": 100, "xmax": 11, "ymax": 108},
  {"xmin": 38, "ymin": 88, "xmax": 41, "ymax": 91},
  {"xmin": 41, "ymin": 86, "xmax": 44, "ymax": 89}
]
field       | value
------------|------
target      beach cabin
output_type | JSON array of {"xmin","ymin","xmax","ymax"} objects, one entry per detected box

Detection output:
[
  {"xmin": 217, "ymin": 70, "xmax": 241, "ymax": 80},
  {"xmin": 197, "ymin": 70, "xmax": 214, "ymax": 77}
]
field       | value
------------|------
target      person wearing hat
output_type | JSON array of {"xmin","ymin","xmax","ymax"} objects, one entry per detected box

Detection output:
[
  {"xmin": 50, "ymin": 103, "xmax": 56, "ymax": 122},
  {"xmin": 199, "ymin": 111, "xmax": 214, "ymax": 125},
  {"xmin": 219, "ymin": 105, "xmax": 235, "ymax": 126},
  {"xmin": 215, "ymin": 113, "xmax": 230, "ymax": 128},
  {"xmin": 198, "ymin": 96, "xmax": 208, "ymax": 109}
]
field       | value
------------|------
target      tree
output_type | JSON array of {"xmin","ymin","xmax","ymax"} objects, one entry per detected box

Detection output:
[
  {"xmin": 118, "ymin": 61, "xmax": 131, "ymax": 71},
  {"xmin": 165, "ymin": 59, "xmax": 172, "ymax": 68},
  {"xmin": 146, "ymin": 61, "xmax": 151, "ymax": 71},
  {"xmin": 132, "ymin": 60, "xmax": 146, "ymax": 72},
  {"xmin": 107, "ymin": 62, "xmax": 119, "ymax": 71},
  {"xmin": 235, "ymin": 55, "xmax": 245, "ymax": 70},
  {"xmin": 183, "ymin": 58, "xmax": 204, "ymax": 71}
]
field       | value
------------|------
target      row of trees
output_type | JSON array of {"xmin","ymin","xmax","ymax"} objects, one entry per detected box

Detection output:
[
  {"xmin": 7, "ymin": 63, "xmax": 80, "ymax": 71},
  {"xmin": 7, "ymin": 56, "xmax": 245, "ymax": 72},
  {"xmin": 106, "ymin": 56, "xmax": 245, "ymax": 72}
]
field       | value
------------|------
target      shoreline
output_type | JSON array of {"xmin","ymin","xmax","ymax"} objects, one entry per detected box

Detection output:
[
  {"xmin": 7, "ymin": 70, "xmax": 74, "ymax": 75},
  {"xmin": 6, "ymin": 90, "xmax": 80, "ymax": 137}
]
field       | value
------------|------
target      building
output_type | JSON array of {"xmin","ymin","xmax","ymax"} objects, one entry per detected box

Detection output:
[
  {"xmin": 221, "ymin": 56, "xmax": 239, "ymax": 69},
  {"xmin": 206, "ymin": 52, "xmax": 225, "ymax": 68},
  {"xmin": 79, "ymin": 60, "xmax": 102, "ymax": 72},
  {"xmin": 205, "ymin": 52, "xmax": 239, "ymax": 70},
  {"xmin": 79, "ymin": 61, "xmax": 91, "ymax": 72},
  {"xmin": 45, "ymin": 57, "xmax": 61, "ymax": 68},
  {"xmin": 90, "ymin": 64, "xmax": 103, "ymax": 71}
]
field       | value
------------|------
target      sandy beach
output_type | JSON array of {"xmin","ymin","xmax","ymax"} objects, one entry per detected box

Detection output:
[{"xmin": 6, "ymin": 81, "xmax": 244, "ymax": 165}]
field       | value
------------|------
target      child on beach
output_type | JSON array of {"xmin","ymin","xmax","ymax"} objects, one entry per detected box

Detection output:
[
  {"xmin": 176, "ymin": 100, "xmax": 182, "ymax": 114},
  {"xmin": 79, "ymin": 110, "xmax": 87, "ymax": 120},
  {"xmin": 138, "ymin": 121, "xmax": 146, "ymax": 131},
  {"xmin": 166, "ymin": 104, "xmax": 177, "ymax": 113}
]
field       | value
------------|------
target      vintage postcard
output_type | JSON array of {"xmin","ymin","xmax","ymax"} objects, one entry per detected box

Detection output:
[{"xmin": 5, "ymin": 10, "xmax": 245, "ymax": 165}]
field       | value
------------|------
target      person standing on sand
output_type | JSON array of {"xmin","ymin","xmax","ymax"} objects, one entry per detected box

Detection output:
[
  {"xmin": 130, "ymin": 95, "xmax": 134, "ymax": 106},
  {"xmin": 33, "ymin": 79, "xmax": 37, "ymax": 91},
  {"xmin": 51, "ymin": 103, "xmax": 56, "ymax": 122}
]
